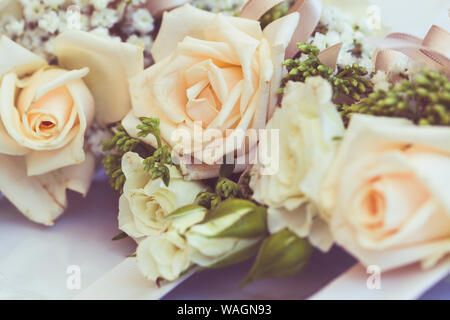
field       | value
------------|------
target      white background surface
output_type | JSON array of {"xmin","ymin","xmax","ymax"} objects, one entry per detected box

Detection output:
[{"xmin": 0, "ymin": 0, "xmax": 449, "ymax": 299}]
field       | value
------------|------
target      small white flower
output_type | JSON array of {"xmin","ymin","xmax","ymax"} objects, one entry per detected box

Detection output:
[
  {"xmin": 337, "ymin": 51, "xmax": 355, "ymax": 67},
  {"xmin": 132, "ymin": 9, "xmax": 154, "ymax": 34},
  {"xmin": 89, "ymin": 26, "xmax": 110, "ymax": 37},
  {"xmin": 23, "ymin": 0, "xmax": 45, "ymax": 21},
  {"xmin": 371, "ymin": 70, "xmax": 390, "ymax": 92},
  {"xmin": 42, "ymin": 0, "xmax": 65, "ymax": 9},
  {"xmin": 91, "ymin": 8, "xmax": 119, "ymax": 28},
  {"xmin": 38, "ymin": 11, "xmax": 60, "ymax": 34},
  {"xmin": 131, "ymin": 0, "xmax": 146, "ymax": 6},
  {"xmin": 92, "ymin": 0, "xmax": 110, "ymax": 10},
  {"xmin": 86, "ymin": 125, "xmax": 112, "ymax": 157},
  {"xmin": 389, "ymin": 55, "xmax": 410, "ymax": 74},
  {"xmin": 5, "ymin": 19, "xmax": 25, "ymax": 37},
  {"xmin": 359, "ymin": 56, "xmax": 375, "ymax": 73},
  {"xmin": 312, "ymin": 33, "xmax": 327, "ymax": 51}
]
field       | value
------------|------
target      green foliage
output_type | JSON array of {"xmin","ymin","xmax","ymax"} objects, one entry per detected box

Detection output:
[
  {"xmin": 331, "ymin": 63, "xmax": 373, "ymax": 101},
  {"xmin": 241, "ymin": 229, "xmax": 312, "ymax": 286},
  {"xmin": 102, "ymin": 125, "xmax": 140, "ymax": 153},
  {"xmin": 102, "ymin": 154, "xmax": 126, "ymax": 193},
  {"xmin": 195, "ymin": 191, "xmax": 222, "ymax": 210},
  {"xmin": 102, "ymin": 117, "xmax": 174, "ymax": 193},
  {"xmin": 280, "ymin": 43, "xmax": 374, "ymax": 105},
  {"xmin": 339, "ymin": 69, "xmax": 450, "ymax": 126},
  {"xmin": 137, "ymin": 117, "xmax": 174, "ymax": 187}
]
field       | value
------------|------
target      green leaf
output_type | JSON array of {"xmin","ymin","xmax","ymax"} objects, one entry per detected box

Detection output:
[
  {"xmin": 205, "ymin": 198, "xmax": 256, "ymax": 222},
  {"xmin": 112, "ymin": 231, "xmax": 128, "ymax": 241},
  {"xmin": 241, "ymin": 229, "xmax": 313, "ymax": 287},
  {"xmin": 165, "ymin": 204, "xmax": 207, "ymax": 221},
  {"xmin": 191, "ymin": 199, "xmax": 267, "ymax": 239},
  {"xmin": 195, "ymin": 191, "xmax": 221, "ymax": 210},
  {"xmin": 214, "ymin": 205, "xmax": 267, "ymax": 239}
]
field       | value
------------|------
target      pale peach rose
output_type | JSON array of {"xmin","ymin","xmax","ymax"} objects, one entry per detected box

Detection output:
[
  {"xmin": 0, "ymin": 31, "xmax": 142, "ymax": 225},
  {"xmin": 52, "ymin": 30, "xmax": 144, "ymax": 125},
  {"xmin": 321, "ymin": 114, "xmax": 450, "ymax": 271},
  {"xmin": 122, "ymin": 4, "xmax": 299, "ymax": 179}
]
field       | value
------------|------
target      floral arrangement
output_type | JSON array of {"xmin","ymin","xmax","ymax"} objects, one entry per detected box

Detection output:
[{"xmin": 0, "ymin": 0, "xmax": 449, "ymax": 288}]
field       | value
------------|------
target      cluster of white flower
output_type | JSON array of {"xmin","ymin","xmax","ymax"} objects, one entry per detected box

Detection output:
[
  {"xmin": 0, "ymin": 0, "xmax": 154, "ymax": 65},
  {"xmin": 192, "ymin": 0, "xmax": 247, "ymax": 15},
  {"xmin": 86, "ymin": 123, "xmax": 114, "ymax": 158},
  {"xmin": 311, "ymin": 5, "xmax": 378, "ymax": 72}
]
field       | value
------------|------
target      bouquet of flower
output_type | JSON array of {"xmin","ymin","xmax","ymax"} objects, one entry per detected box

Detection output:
[{"xmin": 0, "ymin": 0, "xmax": 448, "ymax": 291}]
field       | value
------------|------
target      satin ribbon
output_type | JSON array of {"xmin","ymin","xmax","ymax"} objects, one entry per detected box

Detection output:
[
  {"xmin": 374, "ymin": 25, "xmax": 450, "ymax": 75},
  {"xmin": 240, "ymin": 0, "xmax": 322, "ymax": 59},
  {"xmin": 144, "ymin": 0, "xmax": 192, "ymax": 18}
]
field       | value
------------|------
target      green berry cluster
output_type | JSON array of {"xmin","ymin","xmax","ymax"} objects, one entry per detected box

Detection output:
[
  {"xmin": 102, "ymin": 125, "xmax": 140, "ymax": 153},
  {"xmin": 331, "ymin": 64, "xmax": 373, "ymax": 101},
  {"xmin": 339, "ymin": 69, "xmax": 450, "ymax": 126},
  {"xmin": 259, "ymin": 0, "xmax": 293, "ymax": 29},
  {"xmin": 280, "ymin": 43, "xmax": 334, "ymax": 94},
  {"xmin": 195, "ymin": 177, "xmax": 242, "ymax": 210},
  {"xmin": 313, "ymin": 22, "xmax": 329, "ymax": 36},
  {"xmin": 279, "ymin": 43, "xmax": 373, "ymax": 104},
  {"xmin": 102, "ymin": 117, "xmax": 174, "ymax": 193},
  {"xmin": 138, "ymin": 117, "xmax": 174, "ymax": 187},
  {"xmin": 102, "ymin": 154, "xmax": 125, "ymax": 193},
  {"xmin": 102, "ymin": 125, "xmax": 145, "ymax": 193}
]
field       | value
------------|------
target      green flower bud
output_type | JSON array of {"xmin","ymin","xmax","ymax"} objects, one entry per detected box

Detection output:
[
  {"xmin": 215, "ymin": 178, "xmax": 240, "ymax": 199},
  {"xmin": 195, "ymin": 191, "xmax": 221, "ymax": 210},
  {"xmin": 241, "ymin": 229, "xmax": 312, "ymax": 286}
]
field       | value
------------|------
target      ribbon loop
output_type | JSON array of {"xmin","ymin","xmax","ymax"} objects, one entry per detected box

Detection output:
[
  {"xmin": 240, "ymin": 0, "xmax": 285, "ymax": 20},
  {"xmin": 374, "ymin": 25, "xmax": 450, "ymax": 75},
  {"xmin": 240, "ymin": 0, "xmax": 322, "ymax": 59},
  {"xmin": 144, "ymin": 0, "xmax": 192, "ymax": 18}
]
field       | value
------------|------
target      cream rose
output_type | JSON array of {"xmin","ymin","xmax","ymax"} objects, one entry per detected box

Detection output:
[
  {"xmin": 0, "ymin": 31, "xmax": 143, "ymax": 225},
  {"xmin": 250, "ymin": 78, "xmax": 345, "ymax": 251},
  {"xmin": 122, "ymin": 4, "xmax": 299, "ymax": 179},
  {"xmin": 0, "ymin": 36, "xmax": 95, "ymax": 225},
  {"xmin": 321, "ymin": 114, "xmax": 450, "ymax": 271},
  {"xmin": 137, "ymin": 230, "xmax": 191, "ymax": 281},
  {"xmin": 118, "ymin": 152, "xmax": 205, "ymax": 239}
]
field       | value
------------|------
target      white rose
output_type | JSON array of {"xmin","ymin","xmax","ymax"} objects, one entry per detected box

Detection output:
[
  {"xmin": 0, "ymin": 36, "xmax": 95, "ymax": 225},
  {"xmin": 122, "ymin": 4, "xmax": 299, "ymax": 179},
  {"xmin": 321, "ymin": 114, "xmax": 450, "ymax": 270},
  {"xmin": 118, "ymin": 152, "xmax": 205, "ymax": 239},
  {"xmin": 250, "ymin": 78, "xmax": 345, "ymax": 251},
  {"xmin": 137, "ymin": 230, "xmax": 191, "ymax": 281},
  {"xmin": 0, "ymin": 31, "xmax": 142, "ymax": 225}
]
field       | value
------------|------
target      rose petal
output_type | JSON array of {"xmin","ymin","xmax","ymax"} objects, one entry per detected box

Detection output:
[
  {"xmin": 52, "ymin": 30, "xmax": 143, "ymax": 124},
  {"xmin": 25, "ymin": 76, "xmax": 94, "ymax": 175},
  {"xmin": 0, "ymin": 152, "xmax": 94, "ymax": 225},
  {"xmin": 0, "ymin": 36, "xmax": 46, "ymax": 78}
]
